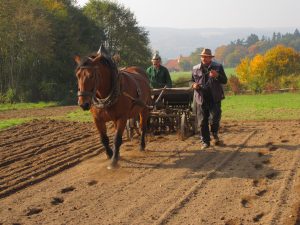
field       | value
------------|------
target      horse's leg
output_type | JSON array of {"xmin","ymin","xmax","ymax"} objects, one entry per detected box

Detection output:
[
  {"xmin": 101, "ymin": 133, "xmax": 113, "ymax": 159},
  {"xmin": 109, "ymin": 119, "xmax": 126, "ymax": 169},
  {"xmin": 139, "ymin": 108, "xmax": 149, "ymax": 151},
  {"xmin": 94, "ymin": 119, "xmax": 113, "ymax": 159}
]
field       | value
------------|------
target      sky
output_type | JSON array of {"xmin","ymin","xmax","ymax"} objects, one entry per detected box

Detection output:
[{"xmin": 76, "ymin": 0, "xmax": 300, "ymax": 29}]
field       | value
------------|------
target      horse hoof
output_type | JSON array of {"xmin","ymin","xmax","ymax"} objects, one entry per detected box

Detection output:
[
  {"xmin": 107, "ymin": 163, "xmax": 119, "ymax": 170},
  {"xmin": 106, "ymin": 154, "xmax": 112, "ymax": 160},
  {"xmin": 140, "ymin": 144, "xmax": 145, "ymax": 151}
]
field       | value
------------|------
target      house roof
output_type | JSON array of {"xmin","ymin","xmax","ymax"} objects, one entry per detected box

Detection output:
[
  {"xmin": 164, "ymin": 55, "xmax": 192, "ymax": 71},
  {"xmin": 164, "ymin": 59, "xmax": 180, "ymax": 71}
]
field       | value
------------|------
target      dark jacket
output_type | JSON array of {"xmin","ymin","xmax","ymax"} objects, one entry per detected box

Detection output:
[
  {"xmin": 146, "ymin": 65, "xmax": 172, "ymax": 88},
  {"xmin": 192, "ymin": 61, "xmax": 227, "ymax": 104}
]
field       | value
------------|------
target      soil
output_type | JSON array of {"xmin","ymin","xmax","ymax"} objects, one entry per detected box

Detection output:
[
  {"xmin": 0, "ymin": 106, "xmax": 300, "ymax": 225},
  {"xmin": 0, "ymin": 106, "xmax": 78, "ymax": 120}
]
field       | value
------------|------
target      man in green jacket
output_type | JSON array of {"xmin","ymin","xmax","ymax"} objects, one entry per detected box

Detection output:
[{"xmin": 146, "ymin": 53, "xmax": 172, "ymax": 88}]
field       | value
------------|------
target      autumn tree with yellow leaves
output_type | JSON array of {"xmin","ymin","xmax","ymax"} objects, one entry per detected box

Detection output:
[{"xmin": 236, "ymin": 45, "xmax": 300, "ymax": 92}]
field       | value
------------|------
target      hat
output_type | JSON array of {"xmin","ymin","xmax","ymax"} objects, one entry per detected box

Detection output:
[
  {"xmin": 152, "ymin": 53, "xmax": 161, "ymax": 61},
  {"xmin": 199, "ymin": 48, "xmax": 214, "ymax": 57}
]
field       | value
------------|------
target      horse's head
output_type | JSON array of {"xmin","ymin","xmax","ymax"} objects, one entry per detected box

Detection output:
[
  {"xmin": 74, "ymin": 55, "xmax": 99, "ymax": 110},
  {"xmin": 74, "ymin": 46, "xmax": 118, "ymax": 111}
]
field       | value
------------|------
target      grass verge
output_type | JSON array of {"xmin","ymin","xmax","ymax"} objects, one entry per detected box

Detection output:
[
  {"xmin": 0, "ymin": 102, "xmax": 57, "ymax": 111},
  {"xmin": 222, "ymin": 92, "xmax": 300, "ymax": 120},
  {"xmin": 0, "ymin": 118, "xmax": 33, "ymax": 130},
  {"xmin": 63, "ymin": 109, "xmax": 93, "ymax": 122},
  {"xmin": 0, "ymin": 92, "xmax": 299, "ymax": 130},
  {"xmin": 170, "ymin": 67, "xmax": 236, "ymax": 85}
]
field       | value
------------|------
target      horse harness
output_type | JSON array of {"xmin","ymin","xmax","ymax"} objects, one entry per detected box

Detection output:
[
  {"xmin": 77, "ymin": 66, "xmax": 145, "ymax": 109},
  {"xmin": 120, "ymin": 70, "xmax": 141, "ymax": 97}
]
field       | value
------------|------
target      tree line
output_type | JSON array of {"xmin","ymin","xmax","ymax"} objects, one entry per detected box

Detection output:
[
  {"xmin": 215, "ymin": 29, "xmax": 300, "ymax": 67},
  {"xmin": 232, "ymin": 44, "xmax": 300, "ymax": 93},
  {"xmin": 221, "ymin": 31, "xmax": 300, "ymax": 93},
  {"xmin": 175, "ymin": 30, "xmax": 300, "ymax": 94},
  {"xmin": 0, "ymin": 0, "xmax": 152, "ymax": 103},
  {"xmin": 175, "ymin": 29, "xmax": 300, "ymax": 73}
]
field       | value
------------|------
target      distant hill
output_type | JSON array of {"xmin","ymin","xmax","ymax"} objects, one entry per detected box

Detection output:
[{"xmin": 146, "ymin": 27, "xmax": 297, "ymax": 59}]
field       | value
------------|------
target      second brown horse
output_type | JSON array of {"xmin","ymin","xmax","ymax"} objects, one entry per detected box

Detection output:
[{"xmin": 74, "ymin": 46, "xmax": 151, "ymax": 169}]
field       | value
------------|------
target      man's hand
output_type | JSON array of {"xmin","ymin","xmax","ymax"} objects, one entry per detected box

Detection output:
[
  {"xmin": 192, "ymin": 83, "xmax": 200, "ymax": 90},
  {"xmin": 209, "ymin": 69, "xmax": 218, "ymax": 78}
]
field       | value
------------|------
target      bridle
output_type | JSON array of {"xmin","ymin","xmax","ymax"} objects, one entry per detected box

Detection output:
[
  {"xmin": 77, "ymin": 66, "xmax": 99, "ymax": 98},
  {"xmin": 76, "ymin": 61, "xmax": 121, "ymax": 109}
]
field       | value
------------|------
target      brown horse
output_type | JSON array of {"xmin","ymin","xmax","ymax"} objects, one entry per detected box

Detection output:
[{"xmin": 74, "ymin": 45, "xmax": 151, "ymax": 169}]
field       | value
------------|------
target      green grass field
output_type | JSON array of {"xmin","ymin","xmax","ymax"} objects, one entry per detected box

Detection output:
[
  {"xmin": 0, "ymin": 118, "xmax": 33, "ymax": 130},
  {"xmin": 0, "ymin": 102, "xmax": 59, "ymax": 130},
  {"xmin": 222, "ymin": 92, "xmax": 300, "ymax": 120},
  {"xmin": 64, "ymin": 109, "xmax": 93, "ymax": 122},
  {"xmin": 170, "ymin": 67, "xmax": 236, "ymax": 85},
  {"xmin": 0, "ymin": 102, "xmax": 57, "ymax": 111},
  {"xmin": 0, "ymin": 92, "xmax": 299, "ymax": 130},
  {"xmin": 224, "ymin": 67, "xmax": 236, "ymax": 76}
]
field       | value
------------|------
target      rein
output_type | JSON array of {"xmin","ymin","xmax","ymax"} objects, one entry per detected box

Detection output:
[{"xmin": 77, "ymin": 65, "xmax": 121, "ymax": 109}]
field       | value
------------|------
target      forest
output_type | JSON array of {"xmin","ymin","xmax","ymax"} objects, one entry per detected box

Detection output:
[
  {"xmin": 214, "ymin": 29, "xmax": 300, "ymax": 67},
  {"xmin": 1, "ymin": 0, "xmax": 299, "ymax": 102},
  {"xmin": 176, "ymin": 31, "xmax": 300, "ymax": 93},
  {"xmin": 178, "ymin": 29, "xmax": 300, "ymax": 70},
  {"xmin": 0, "ymin": 0, "xmax": 151, "ymax": 103}
]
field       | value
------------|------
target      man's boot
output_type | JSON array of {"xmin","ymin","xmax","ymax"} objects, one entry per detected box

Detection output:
[
  {"xmin": 212, "ymin": 132, "xmax": 220, "ymax": 145},
  {"xmin": 200, "ymin": 137, "xmax": 210, "ymax": 150}
]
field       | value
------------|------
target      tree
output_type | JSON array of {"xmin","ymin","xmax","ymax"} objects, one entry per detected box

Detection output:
[
  {"xmin": 0, "ymin": 0, "xmax": 53, "ymax": 100},
  {"xmin": 246, "ymin": 34, "xmax": 259, "ymax": 47},
  {"xmin": 263, "ymin": 45, "xmax": 300, "ymax": 80},
  {"xmin": 236, "ymin": 45, "xmax": 300, "ymax": 92},
  {"xmin": 0, "ymin": 0, "xmax": 104, "ymax": 102},
  {"xmin": 179, "ymin": 59, "xmax": 192, "ymax": 71},
  {"xmin": 214, "ymin": 45, "xmax": 227, "ymax": 65},
  {"xmin": 236, "ymin": 57, "xmax": 251, "ymax": 84},
  {"xmin": 224, "ymin": 45, "xmax": 248, "ymax": 67},
  {"xmin": 213, "ymin": 30, "xmax": 300, "ymax": 67},
  {"xmin": 237, "ymin": 38, "xmax": 245, "ymax": 45},
  {"xmin": 189, "ymin": 48, "xmax": 203, "ymax": 66},
  {"xmin": 83, "ymin": 0, "xmax": 151, "ymax": 68}
]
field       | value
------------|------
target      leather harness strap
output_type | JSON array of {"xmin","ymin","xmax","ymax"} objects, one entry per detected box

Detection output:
[
  {"xmin": 120, "ymin": 70, "xmax": 142, "ymax": 98},
  {"xmin": 119, "ymin": 70, "xmax": 150, "ymax": 108}
]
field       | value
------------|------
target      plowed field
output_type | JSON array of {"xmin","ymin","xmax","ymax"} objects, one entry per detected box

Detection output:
[{"xmin": 0, "ymin": 107, "xmax": 300, "ymax": 225}]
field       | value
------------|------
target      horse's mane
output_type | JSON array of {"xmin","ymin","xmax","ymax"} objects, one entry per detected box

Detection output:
[
  {"xmin": 76, "ymin": 53, "xmax": 118, "ymax": 74},
  {"xmin": 76, "ymin": 54, "xmax": 97, "ymax": 70}
]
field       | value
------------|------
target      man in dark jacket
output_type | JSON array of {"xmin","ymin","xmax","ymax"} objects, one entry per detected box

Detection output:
[
  {"xmin": 146, "ymin": 53, "xmax": 172, "ymax": 88},
  {"xmin": 191, "ymin": 48, "xmax": 227, "ymax": 149}
]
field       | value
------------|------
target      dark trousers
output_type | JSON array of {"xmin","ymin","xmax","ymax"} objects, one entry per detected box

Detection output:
[{"xmin": 197, "ymin": 101, "xmax": 221, "ymax": 144}]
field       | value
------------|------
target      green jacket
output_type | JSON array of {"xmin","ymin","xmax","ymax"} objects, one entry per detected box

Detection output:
[{"xmin": 146, "ymin": 65, "xmax": 172, "ymax": 88}]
